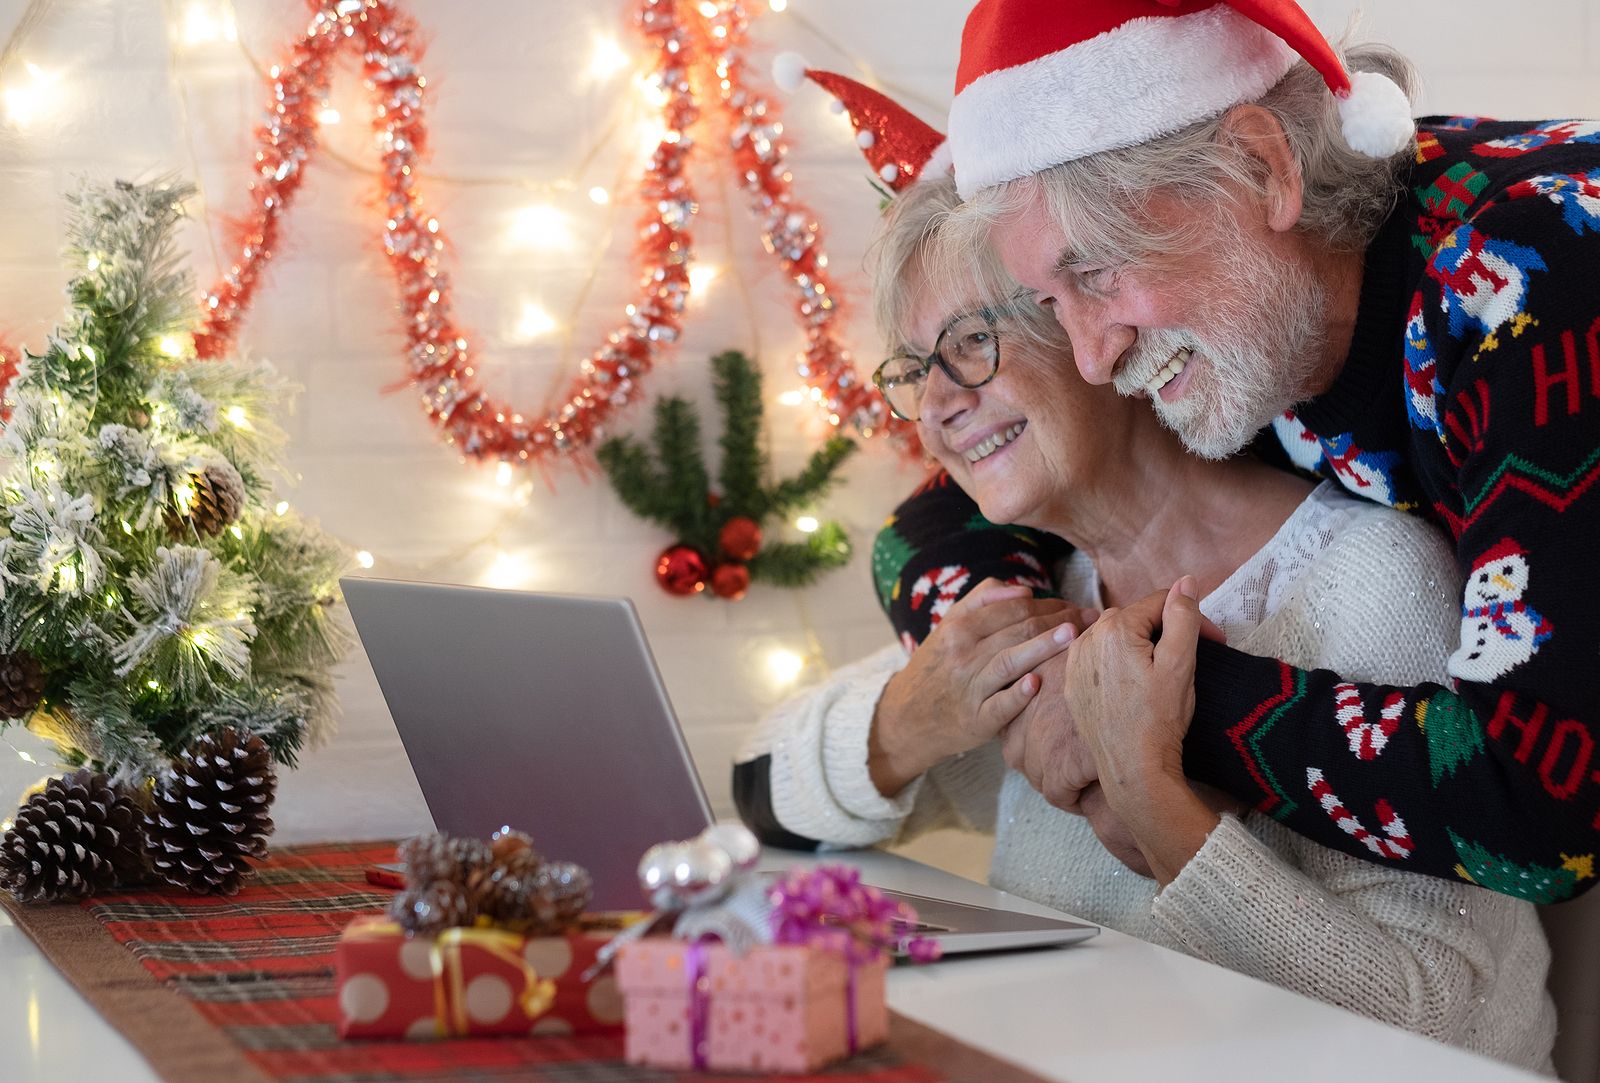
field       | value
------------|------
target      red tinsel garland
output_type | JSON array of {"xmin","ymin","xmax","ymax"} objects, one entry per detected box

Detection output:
[{"xmin": 195, "ymin": 0, "xmax": 916, "ymax": 469}]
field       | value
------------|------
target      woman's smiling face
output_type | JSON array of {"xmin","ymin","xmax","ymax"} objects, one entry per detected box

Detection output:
[{"xmin": 908, "ymin": 269, "xmax": 1130, "ymax": 531}]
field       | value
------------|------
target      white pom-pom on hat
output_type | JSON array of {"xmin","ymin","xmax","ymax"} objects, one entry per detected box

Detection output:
[
  {"xmin": 1337, "ymin": 70, "xmax": 1414, "ymax": 157},
  {"xmin": 771, "ymin": 51, "xmax": 809, "ymax": 94}
]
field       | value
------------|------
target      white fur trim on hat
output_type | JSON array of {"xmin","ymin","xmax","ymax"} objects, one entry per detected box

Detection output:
[
  {"xmin": 950, "ymin": 6, "xmax": 1297, "ymax": 198},
  {"xmin": 1338, "ymin": 70, "xmax": 1415, "ymax": 157},
  {"xmin": 771, "ymin": 51, "xmax": 808, "ymax": 94},
  {"xmin": 924, "ymin": 140, "xmax": 953, "ymax": 179}
]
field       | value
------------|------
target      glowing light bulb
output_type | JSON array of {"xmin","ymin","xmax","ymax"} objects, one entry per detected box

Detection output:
[
  {"xmin": 225, "ymin": 405, "xmax": 252, "ymax": 430},
  {"xmin": 506, "ymin": 204, "xmax": 572, "ymax": 250},
  {"xmin": 513, "ymin": 301, "xmax": 557, "ymax": 342},
  {"xmin": 588, "ymin": 36, "xmax": 631, "ymax": 81},
  {"xmin": 769, "ymin": 0, "xmax": 788, "ymax": 10},
  {"xmin": 121, "ymin": 520, "xmax": 134, "ymax": 535},
  {"xmin": 776, "ymin": 390, "xmax": 805, "ymax": 407},
  {"xmin": 55, "ymin": 564, "xmax": 77, "ymax": 594},
  {"xmin": 484, "ymin": 550, "xmax": 528, "ymax": 590},
  {"xmin": 767, "ymin": 648, "xmax": 805, "ymax": 688},
  {"xmin": 85, "ymin": 256, "xmax": 100, "ymax": 271},
  {"xmin": 496, "ymin": 461, "xmax": 513, "ymax": 487},
  {"xmin": 181, "ymin": 2, "xmax": 236, "ymax": 46},
  {"xmin": 274, "ymin": 501, "xmax": 290, "ymax": 516},
  {"xmin": 229, "ymin": 524, "xmax": 244, "ymax": 539},
  {"xmin": 355, "ymin": 550, "xmax": 375, "ymax": 569},
  {"xmin": 688, "ymin": 264, "xmax": 719, "ymax": 299},
  {"xmin": 80, "ymin": 344, "xmax": 96, "ymax": 362},
  {"xmin": 2, "ymin": 63, "xmax": 62, "ymax": 128},
  {"xmin": 588, "ymin": 186, "xmax": 610, "ymax": 205},
  {"xmin": 173, "ymin": 482, "xmax": 196, "ymax": 511},
  {"xmin": 158, "ymin": 335, "xmax": 185, "ymax": 357},
  {"xmin": 147, "ymin": 680, "xmax": 160, "ymax": 691},
  {"xmin": 795, "ymin": 516, "xmax": 819, "ymax": 534},
  {"xmin": 697, "ymin": 1, "xmax": 719, "ymax": 16}
]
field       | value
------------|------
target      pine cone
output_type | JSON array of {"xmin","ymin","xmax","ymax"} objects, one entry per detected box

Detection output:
[
  {"xmin": 0, "ymin": 651, "xmax": 45, "ymax": 719},
  {"xmin": 468, "ymin": 847, "xmax": 545, "ymax": 928},
  {"xmin": 523, "ymin": 861, "xmax": 592, "ymax": 934},
  {"xmin": 145, "ymin": 728, "xmax": 275, "ymax": 895},
  {"xmin": 388, "ymin": 878, "xmax": 474, "ymax": 935},
  {"xmin": 396, "ymin": 833, "xmax": 495, "ymax": 887},
  {"xmin": 0, "ymin": 769, "xmax": 147, "ymax": 903},
  {"xmin": 165, "ymin": 460, "xmax": 247, "ymax": 538}
]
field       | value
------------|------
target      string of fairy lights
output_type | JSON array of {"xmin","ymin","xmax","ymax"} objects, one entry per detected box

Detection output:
[{"xmin": 0, "ymin": 0, "xmax": 926, "ymax": 694}]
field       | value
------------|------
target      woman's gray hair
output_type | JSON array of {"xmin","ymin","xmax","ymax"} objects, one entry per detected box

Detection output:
[
  {"xmin": 868, "ymin": 174, "xmax": 1068, "ymax": 354},
  {"xmin": 949, "ymin": 41, "xmax": 1422, "ymax": 269}
]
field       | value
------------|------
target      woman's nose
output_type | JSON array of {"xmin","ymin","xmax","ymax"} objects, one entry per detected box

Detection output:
[{"xmin": 917, "ymin": 365, "xmax": 976, "ymax": 428}]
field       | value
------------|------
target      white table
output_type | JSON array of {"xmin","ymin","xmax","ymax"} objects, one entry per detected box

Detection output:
[{"xmin": 0, "ymin": 738, "xmax": 1544, "ymax": 1082}]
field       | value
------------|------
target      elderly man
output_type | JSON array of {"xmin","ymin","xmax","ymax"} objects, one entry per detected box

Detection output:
[{"xmin": 876, "ymin": 0, "xmax": 1600, "ymax": 903}]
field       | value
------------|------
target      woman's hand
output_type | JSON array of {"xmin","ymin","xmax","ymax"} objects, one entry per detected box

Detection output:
[
  {"xmin": 868, "ymin": 579, "xmax": 1089, "ymax": 797},
  {"xmin": 1065, "ymin": 577, "xmax": 1219, "ymax": 885}
]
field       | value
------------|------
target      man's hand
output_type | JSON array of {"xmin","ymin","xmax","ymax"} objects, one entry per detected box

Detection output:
[
  {"xmin": 868, "ymin": 580, "xmax": 1093, "ymax": 797},
  {"xmin": 1067, "ymin": 578, "xmax": 1203, "ymax": 795}
]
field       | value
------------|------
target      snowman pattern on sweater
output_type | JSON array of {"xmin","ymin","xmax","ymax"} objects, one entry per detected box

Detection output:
[{"xmin": 1449, "ymin": 537, "xmax": 1554, "ymax": 683}]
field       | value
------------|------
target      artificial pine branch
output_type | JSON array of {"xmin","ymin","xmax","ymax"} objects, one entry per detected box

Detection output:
[
  {"xmin": 712, "ymin": 351, "xmax": 767, "ymax": 519},
  {"xmin": 764, "ymin": 436, "xmax": 858, "ymax": 520},
  {"xmin": 595, "ymin": 436, "xmax": 671, "ymax": 523},
  {"xmin": 748, "ymin": 521, "xmax": 854, "ymax": 588},
  {"xmin": 649, "ymin": 397, "xmax": 714, "ymax": 543}
]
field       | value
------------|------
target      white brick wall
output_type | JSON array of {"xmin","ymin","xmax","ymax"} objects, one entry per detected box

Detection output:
[{"xmin": 0, "ymin": 2, "xmax": 1595, "ymax": 842}]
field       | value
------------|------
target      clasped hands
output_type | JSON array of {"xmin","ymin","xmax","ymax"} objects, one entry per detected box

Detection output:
[{"xmin": 869, "ymin": 577, "xmax": 1224, "ymax": 885}]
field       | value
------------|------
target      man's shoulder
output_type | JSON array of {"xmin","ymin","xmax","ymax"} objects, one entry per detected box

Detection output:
[{"xmin": 1410, "ymin": 117, "xmax": 1600, "ymax": 233}]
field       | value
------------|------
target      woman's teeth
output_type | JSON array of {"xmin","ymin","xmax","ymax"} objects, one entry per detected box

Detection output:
[
  {"xmin": 1146, "ymin": 348, "xmax": 1192, "ymax": 395},
  {"xmin": 965, "ymin": 422, "xmax": 1025, "ymax": 463}
]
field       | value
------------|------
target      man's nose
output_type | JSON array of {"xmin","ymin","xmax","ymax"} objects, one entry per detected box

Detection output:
[{"xmin": 1052, "ymin": 297, "xmax": 1135, "ymax": 386}]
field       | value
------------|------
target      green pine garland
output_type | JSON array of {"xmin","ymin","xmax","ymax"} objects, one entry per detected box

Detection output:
[
  {"xmin": 598, "ymin": 350, "xmax": 857, "ymax": 594},
  {"xmin": 0, "ymin": 178, "xmax": 353, "ymax": 781}
]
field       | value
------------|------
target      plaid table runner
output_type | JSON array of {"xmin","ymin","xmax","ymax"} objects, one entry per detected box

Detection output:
[{"xmin": 3, "ymin": 841, "xmax": 1050, "ymax": 1083}]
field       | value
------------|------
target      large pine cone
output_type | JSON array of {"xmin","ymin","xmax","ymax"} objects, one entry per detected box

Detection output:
[
  {"xmin": 521, "ymin": 862, "xmax": 592, "ymax": 934},
  {"xmin": 165, "ymin": 460, "xmax": 247, "ymax": 538},
  {"xmin": 0, "ymin": 651, "xmax": 45, "ymax": 720},
  {"xmin": 145, "ymin": 728, "xmax": 275, "ymax": 895},
  {"xmin": 0, "ymin": 769, "xmax": 147, "ymax": 902}
]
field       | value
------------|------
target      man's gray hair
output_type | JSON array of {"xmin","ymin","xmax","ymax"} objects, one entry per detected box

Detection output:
[
  {"xmin": 869, "ymin": 175, "xmax": 1068, "ymax": 353},
  {"xmin": 951, "ymin": 42, "xmax": 1422, "ymax": 268}
]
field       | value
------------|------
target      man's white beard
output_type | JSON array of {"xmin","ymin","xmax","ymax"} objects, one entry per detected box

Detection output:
[{"xmin": 1115, "ymin": 242, "xmax": 1328, "ymax": 460}]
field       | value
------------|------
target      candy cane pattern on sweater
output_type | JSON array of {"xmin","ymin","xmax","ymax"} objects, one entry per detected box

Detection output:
[
  {"xmin": 908, "ymin": 564, "xmax": 971, "ymax": 627},
  {"xmin": 1306, "ymin": 767, "xmax": 1416, "ymax": 859},
  {"xmin": 1334, "ymin": 683, "xmax": 1407, "ymax": 760}
]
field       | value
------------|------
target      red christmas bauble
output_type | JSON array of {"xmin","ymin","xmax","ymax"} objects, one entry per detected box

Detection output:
[
  {"xmin": 710, "ymin": 562, "xmax": 750, "ymax": 601},
  {"xmin": 718, "ymin": 516, "xmax": 762, "ymax": 562},
  {"xmin": 656, "ymin": 545, "xmax": 708, "ymax": 596}
]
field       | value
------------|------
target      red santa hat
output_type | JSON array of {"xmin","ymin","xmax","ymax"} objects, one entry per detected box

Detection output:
[
  {"xmin": 1472, "ymin": 537, "xmax": 1528, "ymax": 570},
  {"xmin": 948, "ymin": 0, "xmax": 1416, "ymax": 198},
  {"xmin": 772, "ymin": 52, "xmax": 951, "ymax": 191}
]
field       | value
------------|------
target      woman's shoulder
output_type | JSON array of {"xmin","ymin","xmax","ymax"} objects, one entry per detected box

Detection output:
[{"xmin": 1296, "ymin": 483, "xmax": 1458, "ymax": 588}]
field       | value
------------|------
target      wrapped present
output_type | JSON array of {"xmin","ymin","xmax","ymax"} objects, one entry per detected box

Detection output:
[
  {"xmin": 335, "ymin": 916, "xmax": 627, "ymax": 1040},
  {"xmin": 618, "ymin": 938, "xmax": 888, "ymax": 1073},
  {"xmin": 613, "ymin": 827, "xmax": 939, "ymax": 1074}
]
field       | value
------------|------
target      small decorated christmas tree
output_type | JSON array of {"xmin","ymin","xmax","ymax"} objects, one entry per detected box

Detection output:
[
  {"xmin": 0, "ymin": 178, "xmax": 351, "ymax": 896},
  {"xmin": 599, "ymin": 350, "xmax": 855, "ymax": 599}
]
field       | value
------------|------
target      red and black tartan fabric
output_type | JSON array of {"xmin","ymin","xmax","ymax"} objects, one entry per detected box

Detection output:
[{"xmin": 81, "ymin": 841, "xmax": 948, "ymax": 1082}]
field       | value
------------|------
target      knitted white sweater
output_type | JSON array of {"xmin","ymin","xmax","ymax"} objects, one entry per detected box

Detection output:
[{"xmin": 738, "ymin": 483, "xmax": 1556, "ymax": 1072}]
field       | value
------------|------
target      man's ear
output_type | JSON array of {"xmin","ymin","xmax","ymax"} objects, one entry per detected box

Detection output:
[{"xmin": 1220, "ymin": 104, "xmax": 1303, "ymax": 234}]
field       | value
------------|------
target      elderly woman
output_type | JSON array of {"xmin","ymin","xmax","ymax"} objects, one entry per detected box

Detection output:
[{"xmin": 733, "ymin": 175, "xmax": 1555, "ymax": 1073}]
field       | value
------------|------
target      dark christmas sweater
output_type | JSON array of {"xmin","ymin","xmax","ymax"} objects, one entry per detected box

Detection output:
[{"xmin": 865, "ymin": 118, "xmax": 1600, "ymax": 902}]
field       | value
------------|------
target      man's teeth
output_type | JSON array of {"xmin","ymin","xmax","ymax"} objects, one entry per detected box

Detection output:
[
  {"xmin": 1146, "ymin": 349, "xmax": 1192, "ymax": 395},
  {"xmin": 965, "ymin": 422, "xmax": 1025, "ymax": 463}
]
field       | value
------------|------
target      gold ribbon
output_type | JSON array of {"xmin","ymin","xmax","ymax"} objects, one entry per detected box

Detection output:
[{"xmin": 347, "ymin": 920, "xmax": 558, "ymax": 1037}]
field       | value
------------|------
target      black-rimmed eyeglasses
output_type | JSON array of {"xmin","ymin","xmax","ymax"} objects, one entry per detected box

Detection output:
[{"xmin": 872, "ymin": 308, "xmax": 1003, "ymax": 422}]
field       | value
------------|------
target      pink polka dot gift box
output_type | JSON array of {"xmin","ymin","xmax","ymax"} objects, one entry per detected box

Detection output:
[
  {"xmin": 335, "ymin": 916, "xmax": 627, "ymax": 1040},
  {"xmin": 616, "ymin": 939, "xmax": 890, "ymax": 1074}
]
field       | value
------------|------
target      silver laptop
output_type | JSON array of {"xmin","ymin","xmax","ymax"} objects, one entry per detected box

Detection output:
[{"xmin": 341, "ymin": 576, "xmax": 1097, "ymax": 955}]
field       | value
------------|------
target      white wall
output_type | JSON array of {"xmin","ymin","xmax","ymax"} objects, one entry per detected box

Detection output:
[{"xmin": 0, "ymin": 1, "xmax": 1595, "ymax": 845}]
